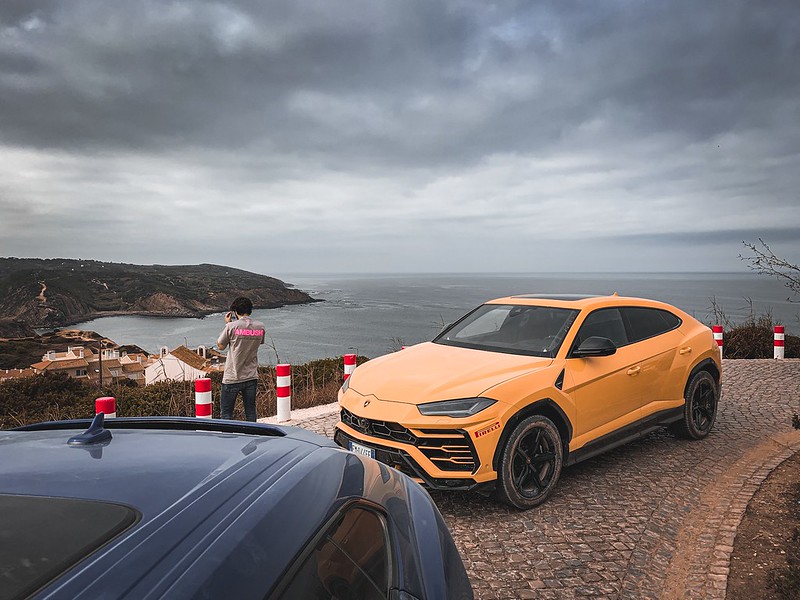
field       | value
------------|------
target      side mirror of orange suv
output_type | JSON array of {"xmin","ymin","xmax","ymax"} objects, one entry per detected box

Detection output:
[{"xmin": 572, "ymin": 336, "xmax": 617, "ymax": 358}]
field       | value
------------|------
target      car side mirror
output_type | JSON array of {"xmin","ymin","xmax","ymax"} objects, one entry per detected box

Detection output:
[{"xmin": 572, "ymin": 336, "xmax": 617, "ymax": 358}]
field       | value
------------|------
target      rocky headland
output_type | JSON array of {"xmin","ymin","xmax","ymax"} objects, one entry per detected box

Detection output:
[{"xmin": 0, "ymin": 257, "xmax": 317, "ymax": 339}]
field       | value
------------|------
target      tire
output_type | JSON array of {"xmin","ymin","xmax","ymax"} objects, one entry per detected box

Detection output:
[
  {"xmin": 671, "ymin": 370, "xmax": 719, "ymax": 440},
  {"xmin": 495, "ymin": 415, "xmax": 563, "ymax": 509}
]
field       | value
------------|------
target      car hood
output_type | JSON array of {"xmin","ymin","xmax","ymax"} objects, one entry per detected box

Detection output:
[{"xmin": 348, "ymin": 342, "xmax": 552, "ymax": 404}]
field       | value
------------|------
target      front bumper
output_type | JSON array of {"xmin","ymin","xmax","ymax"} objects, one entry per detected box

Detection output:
[
  {"xmin": 334, "ymin": 426, "xmax": 485, "ymax": 491},
  {"xmin": 336, "ymin": 387, "xmax": 507, "ymax": 491}
]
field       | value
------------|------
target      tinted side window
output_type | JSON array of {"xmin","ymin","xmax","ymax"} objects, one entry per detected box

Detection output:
[
  {"xmin": 277, "ymin": 507, "xmax": 389, "ymax": 600},
  {"xmin": 573, "ymin": 308, "xmax": 628, "ymax": 349},
  {"xmin": 623, "ymin": 307, "xmax": 682, "ymax": 343}
]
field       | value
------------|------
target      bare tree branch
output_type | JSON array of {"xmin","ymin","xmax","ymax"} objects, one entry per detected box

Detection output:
[
  {"xmin": 739, "ymin": 239, "xmax": 800, "ymax": 301},
  {"xmin": 266, "ymin": 334, "xmax": 281, "ymax": 364}
]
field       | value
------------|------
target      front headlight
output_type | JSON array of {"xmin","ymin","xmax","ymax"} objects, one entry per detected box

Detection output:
[
  {"xmin": 417, "ymin": 397, "xmax": 496, "ymax": 418},
  {"xmin": 340, "ymin": 376, "xmax": 350, "ymax": 394}
]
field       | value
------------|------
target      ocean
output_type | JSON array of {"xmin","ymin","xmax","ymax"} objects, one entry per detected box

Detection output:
[{"xmin": 72, "ymin": 272, "xmax": 798, "ymax": 365}]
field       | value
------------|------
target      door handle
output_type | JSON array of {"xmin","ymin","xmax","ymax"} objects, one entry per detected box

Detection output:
[
  {"xmin": 627, "ymin": 366, "xmax": 641, "ymax": 376},
  {"xmin": 679, "ymin": 347, "xmax": 692, "ymax": 355}
]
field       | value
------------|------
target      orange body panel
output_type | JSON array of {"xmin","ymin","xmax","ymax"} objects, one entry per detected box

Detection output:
[{"xmin": 335, "ymin": 295, "xmax": 722, "ymax": 489}]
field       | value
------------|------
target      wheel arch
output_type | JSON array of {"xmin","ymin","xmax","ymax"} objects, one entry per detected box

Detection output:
[
  {"xmin": 492, "ymin": 399, "xmax": 573, "ymax": 471},
  {"xmin": 685, "ymin": 358, "xmax": 721, "ymax": 397}
]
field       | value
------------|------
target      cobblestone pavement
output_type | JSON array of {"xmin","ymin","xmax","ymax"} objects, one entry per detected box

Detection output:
[{"xmin": 295, "ymin": 360, "xmax": 800, "ymax": 599}]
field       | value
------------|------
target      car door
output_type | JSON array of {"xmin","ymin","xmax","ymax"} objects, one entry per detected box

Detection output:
[
  {"xmin": 563, "ymin": 307, "xmax": 644, "ymax": 447},
  {"xmin": 620, "ymin": 307, "xmax": 685, "ymax": 416}
]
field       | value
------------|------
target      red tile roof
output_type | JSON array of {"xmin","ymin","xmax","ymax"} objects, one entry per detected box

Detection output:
[
  {"xmin": 0, "ymin": 368, "xmax": 36, "ymax": 381},
  {"xmin": 169, "ymin": 346, "xmax": 212, "ymax": 371},
  {"xmin": 35, "ymin": 358, "xmax": 89, "ymax": 371}
]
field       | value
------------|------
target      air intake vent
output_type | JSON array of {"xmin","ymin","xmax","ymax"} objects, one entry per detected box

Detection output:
[{"xmin": 555, "ymin": 369, "xmax": 564, "ymax": 390}]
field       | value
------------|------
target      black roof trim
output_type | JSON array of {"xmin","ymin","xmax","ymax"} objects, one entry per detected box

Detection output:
[
  {"xmin": 12, "ymin": 417, "xmax": 287, "ymax": 437},
  {"xmin": 510, "ymin": 294, "xmax": 601, "ymax": 301}
]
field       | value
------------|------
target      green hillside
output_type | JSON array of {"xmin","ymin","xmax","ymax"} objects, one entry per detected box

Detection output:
[{"xmin": 0, "ymin": 258, "xmax": 316, "ymax": 338}]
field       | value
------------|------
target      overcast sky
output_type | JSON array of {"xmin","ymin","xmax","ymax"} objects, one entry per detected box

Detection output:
[{"xmin": 1, "ymin": 0, "xmax": 798, "ymax": 274}]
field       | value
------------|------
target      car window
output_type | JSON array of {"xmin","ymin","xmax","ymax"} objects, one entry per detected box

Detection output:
[
  {"xmin": 455, "ymin": 306, "xmax": 512, "ymax": 338},
  {"xmin": 0, "ymin": 494, "xmax": 138, "ymax": 600},
  {"xmin": 276, "ymin": 506, "xmax": 390, "ymax": 600},
  {"xmin": 622, "ymin": 307, "xmax": 682, "ymax": 343},
  {"xmin": 435, "ymin": 304, "xmax": 579, "ymax": 358},
  {"xmin": 572, "ymin": 308, "xmax": 628, "ymax": 350}
]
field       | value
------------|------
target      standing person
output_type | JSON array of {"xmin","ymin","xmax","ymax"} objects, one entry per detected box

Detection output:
[{"xmin": 217, "ymin": 297, "xmax": 266, "ymax": 422}]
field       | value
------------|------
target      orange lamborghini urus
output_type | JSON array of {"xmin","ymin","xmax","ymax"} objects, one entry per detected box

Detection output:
[{"xmin": 334, "ymin": 294, "xmax": 722, "ymax": 509}]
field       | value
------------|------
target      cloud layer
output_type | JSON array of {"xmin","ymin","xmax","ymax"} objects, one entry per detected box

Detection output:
[{"xmin": 1, "ymin": 0, "xmax": 798, "ymax": 272}]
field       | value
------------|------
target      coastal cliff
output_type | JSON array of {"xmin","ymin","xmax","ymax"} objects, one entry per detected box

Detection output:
[{"xmin": 0, "ymin": 258, "xmax": 316, "ymax": 338}]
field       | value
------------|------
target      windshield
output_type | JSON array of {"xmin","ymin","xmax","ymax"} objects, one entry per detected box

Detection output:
[{"xmin": 434, "ymin": 304, "xmax": 579, "ymax": 357}]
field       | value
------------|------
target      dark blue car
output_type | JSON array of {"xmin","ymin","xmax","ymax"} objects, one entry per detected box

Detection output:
[{"xmin": 0, "ymin": 416, "xmax": 473, "ymax": 600}]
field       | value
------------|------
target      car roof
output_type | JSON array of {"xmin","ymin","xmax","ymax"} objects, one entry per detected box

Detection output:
[
  {"xmin": 2, "ymin": 418, "xmax": 336, "ymax": 519},
  {"xmin": 486, "ymin": 293, "xmax": 680, "ymax": 312},
  {"xmin": 0, "ymin": 418, "xmax": 380, "ymax": 599}
]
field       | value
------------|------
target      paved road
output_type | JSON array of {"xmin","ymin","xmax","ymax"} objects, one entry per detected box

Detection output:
[{"xmin": 295, "ymin": 360, "xmax": 800, "ymax": 599}]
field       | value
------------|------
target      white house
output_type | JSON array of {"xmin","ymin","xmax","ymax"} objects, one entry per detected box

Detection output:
[{"xmin": 144, "ymin": 346, "xmax": 225, "ymax": 385}]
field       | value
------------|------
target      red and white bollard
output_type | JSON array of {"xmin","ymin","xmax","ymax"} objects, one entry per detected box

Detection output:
[
  {"xmin": 344, "ymin": 354, "xmax": 357, "ymax": 381},
  {"xmin": 95, "ymin": 396, "xmax": 116, "ymax": 418},
  {"xmin": 774, "ymin": 325, "xmax": 785, "ymax": 360},
  {"xmin": 276, "ymin": 364, "xmax": 291, "ymax": 422},
  {"xmin": 712, "ymin": 325, "xmax": 723, "ymax": 355},
  {"xmin": 195, "ymin": 378, "xmax": 213, "ymax": 419}
]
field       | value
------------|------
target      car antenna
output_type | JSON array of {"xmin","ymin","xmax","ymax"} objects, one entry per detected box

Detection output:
[{"xmin": 68, "ymin": 413, "xmax": 113, "ymax": 446}]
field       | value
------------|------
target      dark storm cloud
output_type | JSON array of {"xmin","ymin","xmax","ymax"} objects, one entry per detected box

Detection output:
[
  {"xmin": 0, "ymin": 0, "xmax": 480, "ymax": 162},
  {"xmin": 1, "ymin": 0, "xmax": 799, "ymax": 271},
  {"xmin": 1, "ymin": 1, "xmax": 796, "ymax": 163},
  {"xmin": 610, "ymin": 227, "xmax": 800, "ymax": 247}
]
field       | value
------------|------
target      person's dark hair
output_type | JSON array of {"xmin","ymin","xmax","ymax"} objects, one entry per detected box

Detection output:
[{"xmin": 230, "ymin": 297, "xmax": 253, "ymax": 316}]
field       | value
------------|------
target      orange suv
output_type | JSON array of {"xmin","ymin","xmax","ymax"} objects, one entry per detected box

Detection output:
[{"xmin": 334, "ymin": 294, "xmax": 722, "ymax": 509}]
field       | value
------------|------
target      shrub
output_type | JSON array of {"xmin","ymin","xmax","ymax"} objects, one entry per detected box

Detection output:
[
  {"xmin": 708, "ymin": 299, "xmax": 798, "ymax": 359},
  {"xmin": 723, "ymin": 317, "xmax": 799, "ymax": 359},
  {"xmin": 0, "ymin": 355, "xmax": 369, "ymax": 427}
]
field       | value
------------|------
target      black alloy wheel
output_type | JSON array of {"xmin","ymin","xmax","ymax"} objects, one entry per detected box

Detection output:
[
  {"xmin": 671, "ymin": 370, "xmax": 719, "ymax": 440},
  {"xmin": 692, "ymin": 379, "xmax": 717, "ymax": 432},
  {"xmin": 495, "ymin": 415, "xmax": 563, "ymax": 509}
]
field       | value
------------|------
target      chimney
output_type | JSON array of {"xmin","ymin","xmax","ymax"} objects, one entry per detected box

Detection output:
[
  {"xmin": 197, "ymin": 345, "xmax": 206, "ymax": 358},
  {"xmin": 160, "ymin": 346, "xmax": 168, "ymax": 358},
  {"xmin": 46, "ymin": 351, "xmax": 56, "ymax": 361}
]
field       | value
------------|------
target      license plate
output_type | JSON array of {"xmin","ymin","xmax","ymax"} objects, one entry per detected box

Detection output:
[{"xmin": 349, "ymin": 441, "xmax": 376, "ymax": 459}]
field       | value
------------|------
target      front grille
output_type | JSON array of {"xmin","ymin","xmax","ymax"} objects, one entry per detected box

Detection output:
[
  {"xmin": 340, "ymin": 408, "xmax": 478, "ymax": 473},
  {"xmin": 334, "ymin": 429, "xmax": 479, "ymax": 490},
  {"xmin": 340, "ymin": 407, "xmax": 415, "ymax": 443}
]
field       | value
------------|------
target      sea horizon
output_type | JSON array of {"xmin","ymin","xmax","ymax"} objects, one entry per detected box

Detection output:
[{"xmin": 69, "ymin": 271, "xmax": 798, "ymax": 365}]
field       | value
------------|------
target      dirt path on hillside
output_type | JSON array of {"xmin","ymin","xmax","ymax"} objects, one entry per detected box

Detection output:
[{"xmin": 36, "ymin": 281, "xmax": 47, "ymax": 304}]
